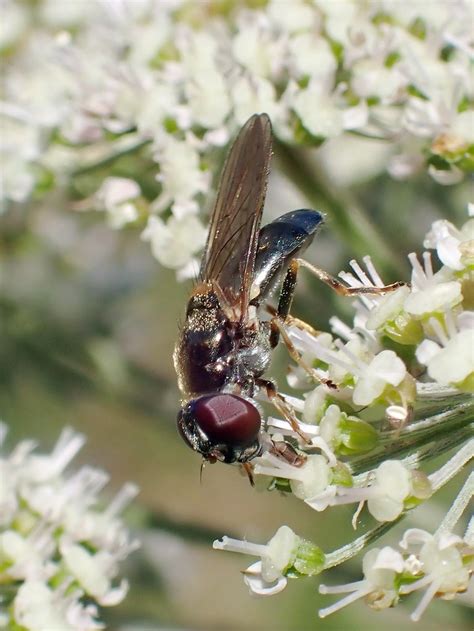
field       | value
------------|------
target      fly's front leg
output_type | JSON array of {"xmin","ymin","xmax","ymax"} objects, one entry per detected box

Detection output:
[
  {"xmin": 295, "ymin": 258, "xmax": 405, "ymax": 296},
  {"xmin": 241, "ymin": 462, "xmax": 255, "ymax": 486},
  {"xmin": 256, "ymin": 377, "xmax": 312, "ymax": 445}
]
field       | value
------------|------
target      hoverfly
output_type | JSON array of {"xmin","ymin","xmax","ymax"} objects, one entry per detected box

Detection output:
[{"xmin": 174, "ymin": 113, "xmax": 401, "ymax": 470}]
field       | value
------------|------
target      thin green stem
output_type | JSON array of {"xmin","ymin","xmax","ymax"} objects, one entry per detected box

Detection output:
[
  {"xmin": 323, "ymin": 518, "xmax": 403, "ymax": 569},
  {"xmin": 352, "ymin": 426, "xmax": 472, "ymax": 479},
  {"xmin": 465, "ymin": 516, "xmax": 474, "ymax": 546},
  {"xmin": 385, "ymin": 395, "xmax": 473, "ymax": 440},
  {"xmin": 429, "ymin": 439, "xmax": 474, "ymax": 492},
  {"xmin": 350, "ymin": 396, "xmax": 473, "ymax": 474},
  {"xmin": 436, "ymin": 471, "xmax": 474, "ymax": 537},
  {"xmin": 71, "ymin": 137, "xmax": 151, "ymax": 177}
]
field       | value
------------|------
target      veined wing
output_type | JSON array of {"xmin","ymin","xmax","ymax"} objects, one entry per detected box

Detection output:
[{"xmin": 200, "ymin": 113, "xmax": 272, "ymax": 318}]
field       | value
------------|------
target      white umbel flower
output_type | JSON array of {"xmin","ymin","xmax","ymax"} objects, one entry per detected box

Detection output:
[
  {"xmin": 0, "ymin": 425, "xmax": 138, "ymax": 628},
  {"xmin": 319, "ymin": 546, "xmax": 403, "ymax": 617},
  {"xmin": 416, "ymin": 312, "xmax": 474, "ymax": 389},
  {"xmin": 95, "ymin": 177, "xmax": 140, "ymax": 229},
  {"xmin": 424, "ymin": 216, "xmax": 474, "ymax": 272},
  {"xmin": 399, "ymin": 529, "xmax": 471, "ymax": 621},
  {"xmin": 141, "ymin": 214, "xmax": 207, "ymax": 276},
  {"xmin": 404, "ymin": 252, "xmax": 463, "ymax": 316},
  {"xmin": 152, "ymin": 134, "xmax": 209, "ymax": 217},
  {"xmin": 254, "ymin": 453, "xmax": 332, "ymax": 501},
  {"xmin": 60, "ymin": 540, "xmax": 129, "ymax": 606},
  {"xmin": 214, "ymin": 525, "xmax": 324, "ymax": 596}
]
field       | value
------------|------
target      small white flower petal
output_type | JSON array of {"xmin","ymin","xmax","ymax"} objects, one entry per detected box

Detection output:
[
  {"xmin": 368, "ymin": 351, "xmax": 406, "ymax": 386},
  {"xmin": 404, "ymin": 281, "xmax": 462, "ymax": 316},
  {"xmin": 427, "ymin": 329, "xmax": 474, "ymax": 385},
  {"xmin": 416, "ymin": 339, "xmax": 442, "ymax": 365},
  {"xmin": 290, "ymin": 455, "xmax": 331, "ymax": 500},
  {"xmin": 367, "ymin": 496, "xmax": 404, "ymax": 522},
  {"xmin": 243, "ymin": 561, "xmax": 288, "ymax": 596},
  {"xmin": 371, "ymin": 546, "xmax": 405, "ymax": 573},
  {"xmin": 400, "ymin": 528, "xmax": 433, "ymax": 550}
]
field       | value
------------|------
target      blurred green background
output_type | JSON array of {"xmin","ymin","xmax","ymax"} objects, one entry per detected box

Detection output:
[{"xmin": 1, "ymin": 142, "xmax": 472, "ymax": 631}]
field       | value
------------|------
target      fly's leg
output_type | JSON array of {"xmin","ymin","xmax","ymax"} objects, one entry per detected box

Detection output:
[
  {"xmin": 270, "ymin": 317, "xmax": 337, "ymax": 389},
  {"xmin": 266, "ymin": 304, "xmax": 320, "ymax": 337},
  {"xmin": 268, "ymin": 440, "xmax": 307, "ymax": 466},
  {"xmin": 267, "ymin": 256, "xmax": 403, "ymax": 391},
  {"xmin": 256, "ymin": 377, "xmax": 312, "ymax": 444},
  {"xmin": 266, "ymin": 260, "xmax": 335, "ymax": 388},
  {"xmin": 241, "ymin": 462, "xmax": 255, "ymax": 486},
  {"xmin": 270, "ymin": 257, "xmax": 405, "ymax": 347},
  {"xmin": 269, "ymin": 259, "xmax": 299, "ymax": 348},
  {"xmin": 295, "ymin": 258, "xmax": 405, "ymax": 296}
]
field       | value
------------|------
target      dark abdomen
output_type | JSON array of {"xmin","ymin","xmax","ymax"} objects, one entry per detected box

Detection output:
[{"xmin": 174, "ymin": 290, "xmax": 234, "ymax": 397}]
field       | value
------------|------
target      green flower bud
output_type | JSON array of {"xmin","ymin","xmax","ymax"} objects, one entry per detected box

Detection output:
[
  {"xmin": 291, "ymin": 539, "xmax": 325, "ymax": 577},
  {"xmin": 383, "ymin": 314, "xmax": 424, "ymax": 345},
  {"xmin": 338, "ymin": 416, "xmax": 379, "ymax": 455},
  {"xmin": 331, "ymin": 462, "xmax": 353, "ymax": 487}
]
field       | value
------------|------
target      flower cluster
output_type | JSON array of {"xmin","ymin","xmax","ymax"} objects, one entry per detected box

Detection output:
[
  {"xmin": 319, "ymin": 526, "xmax": 473, "ymax": 621},
  {"xmin": 215, "ymin": 519, "xmax": 473, "ymax": 621},
  {"xmin": 214, "ymin": 210, "xmax": 473, "ymax": 621},
  {"xmin": 0, "ymin": 425, "xmax": 139, "ymax": 630},
  {"xmin": 2, "ymin": 0, "xmax": 473, "ymax": 274}
]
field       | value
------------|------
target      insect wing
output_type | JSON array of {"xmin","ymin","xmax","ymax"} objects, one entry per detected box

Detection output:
[{"xmin": 200, "ymin": 113, "xmax": 272, "ymax": 316}]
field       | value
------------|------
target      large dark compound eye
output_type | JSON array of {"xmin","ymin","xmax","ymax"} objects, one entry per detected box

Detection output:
[{"xmin": 178, "ymin": 394, "xmax": 261, "ymax": 451}]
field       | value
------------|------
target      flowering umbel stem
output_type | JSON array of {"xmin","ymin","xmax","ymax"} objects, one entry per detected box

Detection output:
[{"xmin": 214, "ymin": 208, "xmax": 473, "ymax": 621}]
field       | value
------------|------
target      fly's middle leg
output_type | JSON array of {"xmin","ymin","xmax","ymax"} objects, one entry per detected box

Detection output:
[
  {"xmin": 256, "ymin": 377, "xmax": 312, "ymax": 445},
  {"xmin": 270, "ymin": 318, "xmax": 337, "ymax": 389}
]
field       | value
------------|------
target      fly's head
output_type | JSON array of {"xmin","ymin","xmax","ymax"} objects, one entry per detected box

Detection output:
[{"xmin": 177, "ymin": 393, "xmax": 262, "ymax": 464}]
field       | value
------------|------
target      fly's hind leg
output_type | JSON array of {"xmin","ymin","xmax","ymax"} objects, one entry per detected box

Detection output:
[
  {"xmin": 267, "ymin": 259, "xmax": 335, "ymax": 387},
  {"xmin": 269, "ymin": 257, "xmax": 404, "ymax": 350},
  {"xmin": 269, "ymin": 259, "xmax": 300, "ymax": 348},
  {"xmin": 295, "ymin": 258, "xmax": 405, "ymax": 296},
  {"xmin": 268, "ymin": 256, "xmax": 403, "ymax": 386}
]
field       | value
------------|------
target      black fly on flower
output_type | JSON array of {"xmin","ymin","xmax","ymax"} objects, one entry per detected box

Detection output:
[{"xmin": 173, "ymin": 113, "xmax": 403, "ymax": 478}]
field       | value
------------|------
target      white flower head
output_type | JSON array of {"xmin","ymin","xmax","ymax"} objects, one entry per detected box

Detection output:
[
  {"xmin": 351, "ymin": 349, "xmax": 407, "ymax": 407},
  {"xmin": 60, "ymin": 539, "xmax": 129, "ymax": 606},
  {"xmin": 311, "ymin": 460, "xmax": 429, "ymax": 522},
  {"xmin": 404, "ymin": 252, "xmax": 463, "ymax": 316},
  {"xmin": 177, "ymin": 29, "xmax": 231, "ymax": 129},
  {"xmin": 0, "ymin": 425, "xmax": 138, "ymax": 627},
  {"xmin": 424, "ymin": 216, "xmax": 474, "ymax": 272},
  {"xmin": 231, "ymin": 75, "xmax": 280, "ymax": 127},
  {"xmin": 319, "ymin": 546, "xmax": 402, "ymax": 618},
  {"xmin": 95, "ymin": 177, "xmax": 140, "ymax": 229},
  {"xmin": 214, "ymin": 525, "xmax": 324, "ymax": 596},
  {"xmin": 288, "ymin": 35, "xmax": 337, "ymax": 84},
  {"xmin": 232, "ymin": 12, "xmax": 285, "ymax": 78},
  {"xmin": 416, "ymin": 311, "xmax": 474, "ymax": 389},
  {"xmin": 13, "ymin": 581, "xmax": 75, "ymax": 631},
  {"xmin": 141, "ymin": 214, "xmax": 207, "ymax": 274},
  {"xmin": 366, "ymin": 460, "xmax": 412, "ymax": 522},
  {"xmin": 399, "ymin": 529, "xmax": 472, "ymax": 621},
  {"xmin": 292, "ymin": 81, "xmax": 346, "ymax": 140},
  {"xmin": 152, "ymin": 134, "xmax": 210, "ymax": 217},
  {"xmin": 254, "ymin": 453, "xmax": 333, "ymax": 501}
]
